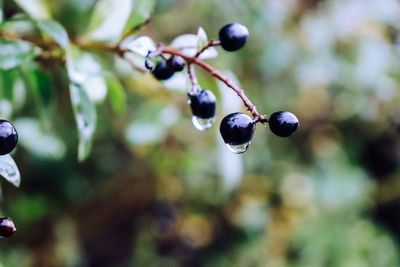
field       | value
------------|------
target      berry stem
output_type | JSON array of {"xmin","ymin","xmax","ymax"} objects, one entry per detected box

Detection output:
[
  {"xmin": 161, "ymin": 47, "xmax": 268, "ymax": 123},
  {"xmin": 122, "ymin": 52, "xmax": 147, "ymax": 73},
  {"xmin": 195, "ymin": 39, "xmax": 221, "ymax": 58},
  {"xmin": 188, "ymin": 63, "xmax": 201, "ymax": 93}
]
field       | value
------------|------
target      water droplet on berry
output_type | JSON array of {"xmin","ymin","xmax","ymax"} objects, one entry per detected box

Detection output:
[
  {"xmin": 192, "ymin": 116, "xmax": 215, "ymax": 131},
  {"xmin": 225, "ymin": 141, "xmax": 251, "ymax": 154}
]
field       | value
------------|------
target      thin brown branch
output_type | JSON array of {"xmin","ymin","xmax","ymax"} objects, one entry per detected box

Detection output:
[
  {"xmin": 195, "ymin": 39, "xmax": 221, "ymax": 58},
  {"xmin": 161, "ymin": 47, "xmax": 268, "ymax": 123},
  {"xmin": 2, "ymin": 28, "xmax": 268, "ymax": 123},
  {"xmin": 0, "ymin": 30, "xmax": 57, "ymax": 48},
  {"xmin": 187, "ymin": 63, "xmax": 200, "ymax": 94},
  {"xmin": 73, "ymin": 41, "xmax": 120, "ymax": 53}
]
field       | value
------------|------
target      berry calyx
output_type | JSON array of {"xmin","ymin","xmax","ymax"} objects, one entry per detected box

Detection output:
[
  {"xmin": 152, "ymin": 61, "xmax": 175, "ymax": 80},
  {"xmin": 0, "ymin": 120, "xmax": 17, "ymax": 155},
  {"xmin": 166, "ymin": 56, "xmax": 185, "ymax": 72},
  {"xmin": 268, "ymin": 111, "xmax": 299, "ymax": 137},
  {"xmin": 0, "ymin": 217, "xmax": 16, "ymax": 238},
  {"xmin": 189, "ymin": 89, "xmax": 216, "ymax": 119},
  {"xmin": 220, "ymin": 112, "xmax": 255, "ymax": 153},
  {"xmin": 218, "ymin": 23, "xmax": 249, "ymax": 52}
]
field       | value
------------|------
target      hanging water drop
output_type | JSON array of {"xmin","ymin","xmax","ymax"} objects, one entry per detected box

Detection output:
[
  {"xmin": 189, "ymin": 89, "xmax": 216, "ymax": 131},
  {"xmin": 192, "ymin": 116, "xmax": 215, "ymax": 131},
  {"xmin": 219, "ymin": 113, "xmax": 256, "ymax": 154},
  {"xmin": 225, "ymin": 141, "xmax": 251, "ymax": 154}
]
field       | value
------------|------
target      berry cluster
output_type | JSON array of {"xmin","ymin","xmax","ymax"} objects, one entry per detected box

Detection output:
[
  {"xmin": 148, "ymin": 23, "xmax": 299, "ymax": 153},
  {"xmin": 150, "ymin": 55, "xmax": 186, "ymax": 80}
]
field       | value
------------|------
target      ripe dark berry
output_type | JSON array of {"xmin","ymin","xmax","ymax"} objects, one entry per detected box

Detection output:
[
  {"xmin": 218, "ymin": 23, "xmax": 249, "ymax": 52},
  {"xmin": 268, "ymin": 111, "xmax": 299, "ymax": 137},
  {"xmin": 220, "ymin": 112, "xmax": 255, "ymax": 153},
  {"xmin": 152, "ymin": 61, "xmax": 175, "ymax": 80},
  {"xmin": 0, "ymin": 120, "xmax": 17, "ymax": 155},
  {"xmin": 144, "ymin": 59, "xmax": 153, "ymax": 71},
  {"xmin": 0, "ymin": 217, "xmax": 16, "ymax": 238},
  {"xmin": 189, "ymin": 89, "xmax": 216, "ymax": 119},
  {"xmin": 166, "ymin": 56, "xmax": 185, "ymax": 72}
]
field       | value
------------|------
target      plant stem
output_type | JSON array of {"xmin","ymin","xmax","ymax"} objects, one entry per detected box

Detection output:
[
  {"xmin": 1, "ymin": 29, "xmax": 268, "ymax": 123},
  {"xmin": 195, "ymin": 39, "xmax": 221, "ymax": 58},
  {"xmin": 161, "ymin": 47, "xmax": 268, "ymax": 123},
  {"xmin": 187, "ymin": 63, "xmax": 200, "ymax": 94}
]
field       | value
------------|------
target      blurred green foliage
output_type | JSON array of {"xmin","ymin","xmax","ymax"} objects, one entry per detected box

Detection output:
[{"xmin": 0, "ymin": 0, "xmax": 400, "ymax": 266}]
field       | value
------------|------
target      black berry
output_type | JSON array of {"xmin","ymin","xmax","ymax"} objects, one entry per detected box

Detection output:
[
  {"xmin": 189, "ymin": 89, "xmax": 216, "ymax": 119},
  {"xmin": 268, "ymin": 111, "xmax": 299, "ymax": 137},
  {"xmin": 0, "ymin": 217, "xmax": 16, "ymax": 238},
  {"xmin": 0, "ymin": 120, "xmax": 17, "ymax": 155},
  {"xmin": 166, "ymin": 56, "xmax": 185, "ymax": 72},
  {"xmin": 220, "ymin": 112, "xmax": 255, "ymax": 147},
  {"xmin": 152, "ymin": 61, "xmax": 175, "ymax": 80},
  {"xmin": 218, "ymin": 23, "xmax": 249, "ymax": 52}
]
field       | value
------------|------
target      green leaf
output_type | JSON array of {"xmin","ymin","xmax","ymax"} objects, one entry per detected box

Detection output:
[
  {"xmin": 0, "ymin": 39, "xmax": 34, "ymax": 70},
  {"xmin": 66, "ymin": 45, "xmax": 98, "ymax": 161},
  {"xmin": 85, "ymin": 0, "xmax": 155, "ymax": 44},
  {"xmin": 104, "ymin": 75, "xmax": 126, "ymax": 114},
  {"xmin": 66, "ymin": 45, "xmax": 107, "ymax": 103},
  {"xmin": 170, "ymin": 34, "xmax": 198, "ymax": 56},
  {"xmin": 13, "ymin": 0, "xmax": 51, "ymax": 19},
  {"xmin": 123, "ymin": 0, "xmax": 155, "ymax": 35},
  {"xmin": 86, "ymin": 0, "xmax": 132, "ymax": 43},
  {"xmin": 82, "ymin": 75, "xmax": 107, "ymax": 103},
  {"xmin": 0, "ymin": 18, "xmax": 37, "ymax": 38},
  {"xmin": 14, "ymin": 118, "xmax": 66, "ymax": 159},
  {"xmin": 195, "ymin": 27, "xmax": 218, "ymax": 60},
  {"xmin": 120, "ymin": 35, "xmax": 155, "ymax": 57},
  {"xmin": 66, "ymin": 45, "xmax": 101, "ymax": 84},
  {"xmin": 0, "ymin": 69, "xmax": 27, "ymax": 113},
  {"xmin": 20, "ymin": 64, "xmax": 54, "ymax": 129},
  {"xmin": 197, "ymin": 27, "xmax": 208, "ymax": 50},
  {"xmin": 23, "ymin": 64, "xmax": 54, "ymax": 108},
  {"xmin": 37, "ymin": 19, "xmax": 69, "ymax": 48},
  {"xmin": 0, "ymin": 69, "xmax": 18, "ymax": 100},
  {"xmin": 169, "ymin": 32, "xmax": 218, "ymax": 59},
  {"xmin": 69, "ymin": 83, "xmax": 97, "ymax": 162},
  {"xmin": 0, "ymin": 154, "xmax": 21, "ymax": 187}
]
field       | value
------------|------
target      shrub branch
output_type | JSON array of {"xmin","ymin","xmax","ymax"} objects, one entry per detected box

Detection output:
[{"xmin": 0, "ymin": 29, "xmax": 269, "ymax": 123}]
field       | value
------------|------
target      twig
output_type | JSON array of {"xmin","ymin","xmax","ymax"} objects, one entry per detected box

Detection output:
[
  {"xmin": 187, "ymin": 63, "xmax": 200, "ymax": 94},
  {"xmin": 195, "ymin": 39, "xmax": 221, "ymax": 58},
  {"xmin": 161, "ymin": 47, "xmax": 268, "ymax": 123},
  {"xmin": 2, "ymin": 28, "xmax": 268, "ymax": 123}
]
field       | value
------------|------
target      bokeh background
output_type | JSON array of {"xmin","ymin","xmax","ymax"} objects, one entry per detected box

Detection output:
[{"xmin": 2, "ymin": 0, "xmax": 400, "ymax": 266}]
